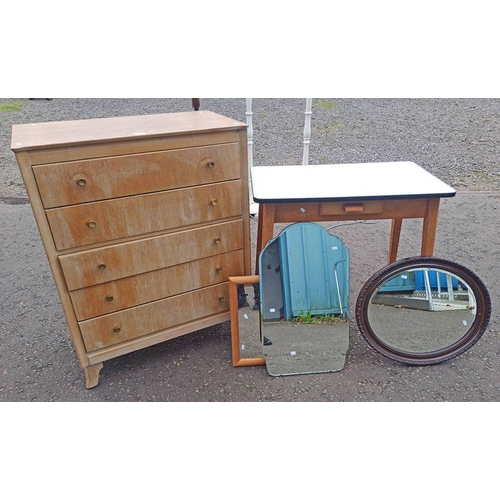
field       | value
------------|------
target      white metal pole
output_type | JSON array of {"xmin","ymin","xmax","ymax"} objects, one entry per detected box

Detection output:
[
  {"xmin": 424, "ymin": 269, "xmax": 435, "ymax": 311},
  {"xmin": 246, "ymin": 98, "xmax": 254, "ymax": 170},
  {"xmin": 302, "ymin": 98, "xmax": 313, "ymax": 165},
  {"xmin": 246, "ymin": 98, "xmax": 258, "ymax": 215}
]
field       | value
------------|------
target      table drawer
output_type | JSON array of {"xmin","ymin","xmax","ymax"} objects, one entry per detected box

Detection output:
[
  {"xmin": 319, "ymin": 200, "xmax": 385, "ymax": 216},
  {"xmin": 59, "ymin": 219, "xmax": 244, "ymax": 290},
  {"xmin": 47, "ymin": 180, "xmax": 242, "ymax": 250},
  {"xmin": 70, "ymin": 250, "xmax": 245, "ymax": 320},
  {"xmin": 79, "ymin": 282, "xmax": 230, "ymax": 351},
  {"xmin": 33, "ymin": 142, "xmax": 241, "ymax": 208}
]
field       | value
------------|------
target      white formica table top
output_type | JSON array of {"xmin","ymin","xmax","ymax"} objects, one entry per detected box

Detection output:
[{"xmin": 251, "ymin": 162, "xmax": 456, "ymax": 202}]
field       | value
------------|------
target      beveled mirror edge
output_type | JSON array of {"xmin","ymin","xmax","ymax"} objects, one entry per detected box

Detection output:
[
  {"xmin": 228, "ymin": 275, "xmax": 266, "ymax": 367},
  {"xmin": 355, "ymin": 256, "xmax": 492, "ymax": 365}
]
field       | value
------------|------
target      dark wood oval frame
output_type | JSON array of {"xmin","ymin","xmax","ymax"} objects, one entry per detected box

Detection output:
[{"xmin": 355, "ymin": 256, "xmax": 491, "ymax": 365}]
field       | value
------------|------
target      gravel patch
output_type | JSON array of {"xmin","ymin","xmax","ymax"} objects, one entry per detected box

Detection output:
[{"xmin": 1, "ymin": 98, "xmax": 499, "ymax": 197}]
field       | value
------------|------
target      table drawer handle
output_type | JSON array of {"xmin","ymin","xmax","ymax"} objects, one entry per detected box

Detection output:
[
  {"xmin": 113, "ymin": 326, "xmax": 121, "ymax": 334},
  {"xmin": 207, "ymin": 161, "xmax": 216, "ymax": 168},
  {"xmin": 105, "ymin": 295, "xmax": 114, "ymax": 302},
  {"xmin": 76, "ymin": 178, "xmax": 87, "ymax": 186},
  {"xmin": 211, "ymin": 198, "xmax": 218, "ymax": 206},
  {"xmin": 344, "ymin": 203, "xmax": 365, "ymax": 213},
  {"xmin": 98, "ymin": 263, "xmax": 107, "ymax": 271},
  {"xmin": 215, "ymin": 266, "xmax": 223, "ymax": 273},
  {"xmin": 214, "ymin": 237, "xmax": 222, "ymax": 244},
  {"xmin": 87, "ymin": 221, "xmax": 97, "ymax": 228}
]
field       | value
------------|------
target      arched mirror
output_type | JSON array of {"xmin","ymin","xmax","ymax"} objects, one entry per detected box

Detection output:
[
  {"xmin": 259, "ymin": 223, "xmax": 350, "ymax": 376},
  {"xmin": 356, "ymin": 257, "xmax": 491, "ymax": 365}
]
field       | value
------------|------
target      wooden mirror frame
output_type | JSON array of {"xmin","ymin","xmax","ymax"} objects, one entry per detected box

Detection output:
[
  {"xmin": 355, "ymin": 256, "xmax": 491, "ymax": 365},
  {"xmin": 228, "ymin": 275, "xmax": 266, "ymax": 367}
]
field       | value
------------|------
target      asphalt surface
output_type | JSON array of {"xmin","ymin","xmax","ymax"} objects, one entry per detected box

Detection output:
[
  {"xmin": 0, "ymin": 99, "xmax": 499, "ymax": 401},
  {"xmin": 1, "ymin": 191, "xmax": 498, "ymax": 401}
]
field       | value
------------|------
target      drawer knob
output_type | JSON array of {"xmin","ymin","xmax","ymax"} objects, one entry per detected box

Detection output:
[
  {"xmin": 215, "ymin": 266, "xmax": 223, "ymax": 273},
  {"xmin": 210, "ymin": 199, "xmax": 218, "ymax": 206},
  {"xmin": 87, "ymin": 221, "xmax": 97, "ymax": 228},
  {"xmin": 207, "ymin": 161, "xmax": 216, "ymax": 168},
  {"xmin": 214, "ymin": 238, "xmax": 221, "ymax": 244},
  {"xmin": 113, "ymin": 326, "xmax": 121, "ymax": 333},
  {"xmin": 76, "ymin": 178, "xmax": 87, "ymax": 186},
  {"xmin": 98, "ymin": 264, "xmax": 107, "ymax": 271},
  {"xmin": 106, "ymin": 295, "xmax": 114, "ymax": 302},
  {"xmin": 218, "ymin": 295, "xmax": 225, "ymax": 302}
]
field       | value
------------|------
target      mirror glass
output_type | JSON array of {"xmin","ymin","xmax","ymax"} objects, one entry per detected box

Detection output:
[
  {"xmin": 229, "ymin": 276, "xmax": 265, "ymax": 367},
  {"xmin": 356, "ymin": 257, "xmax": 491, "ymax": 365},
  {"xmin": 236, "ymin": 282, "xmax": 263, "ymax": 360},
  {"xmin": 259, "ymin": 223, "xmax": 350, "ymax": 376}
]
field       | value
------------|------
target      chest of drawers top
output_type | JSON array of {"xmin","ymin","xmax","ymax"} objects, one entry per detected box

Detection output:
[{"xmin": 11, "ymin": 110, "xmax": 246, "ymax": 154}]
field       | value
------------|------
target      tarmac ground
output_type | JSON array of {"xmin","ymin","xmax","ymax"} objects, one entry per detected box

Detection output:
[{"xmin": 1, "ymin": 190, "xmax": 498, "ymax": 401}]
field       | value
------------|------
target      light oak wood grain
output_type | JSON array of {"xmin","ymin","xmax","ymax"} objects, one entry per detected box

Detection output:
[{"xmin": 12, "ymin": 111, "xmax": 250, "ymax": 388}]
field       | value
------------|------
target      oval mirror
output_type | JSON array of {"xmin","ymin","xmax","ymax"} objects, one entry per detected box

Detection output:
[{"xmin": 355, "ymin": 257, "xmax": 491, "ymax": 365}]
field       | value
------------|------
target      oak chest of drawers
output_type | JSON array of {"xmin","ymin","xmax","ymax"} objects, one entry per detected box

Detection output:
[{"xmin": 11, "ymin": 110, "xmax": 250, "ymax": 388}]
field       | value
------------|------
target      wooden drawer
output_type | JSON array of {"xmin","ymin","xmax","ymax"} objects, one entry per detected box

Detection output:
[
  {"xmin": 274, "ymin": 199, "xmax": 432, "ymax": 222},
  {"xmin": 319, "ymin": 200, "xmax": 385, "ymax": 216},
  {"xmin": 33, "ymin": 142, "xmax": 241, "ymax": 208},
  {"xmin": 59, "ymin": 219, "xmax": 244, "ymax": 290},
  {"xmin": 79, "ymin": 282, "xmax": 230, "ymax": 351},
  {"xmin": 47, "ymin": 180, "xmax": 242, "ymax": 250},
  {"xmin": 70, "ymin": 250, "xmax": 245, "ymax": 320}
]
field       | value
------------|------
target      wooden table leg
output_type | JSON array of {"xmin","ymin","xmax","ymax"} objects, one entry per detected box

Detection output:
[
  {"xmin": 421, "ymin": 198, "xmax": 440, "ymax": 256},
  {"xmin": 255, "ymin": 203, "xmax": 276, "ymax": 274},
  {"xmin": 389, "ymin": 218, "xmax": 403, "ymax": 263}
]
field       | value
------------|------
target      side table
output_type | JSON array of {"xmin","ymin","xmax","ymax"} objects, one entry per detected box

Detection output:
[{"xmin": 251, "ymin": 162, "xmax": 456, "ymax": 270}]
